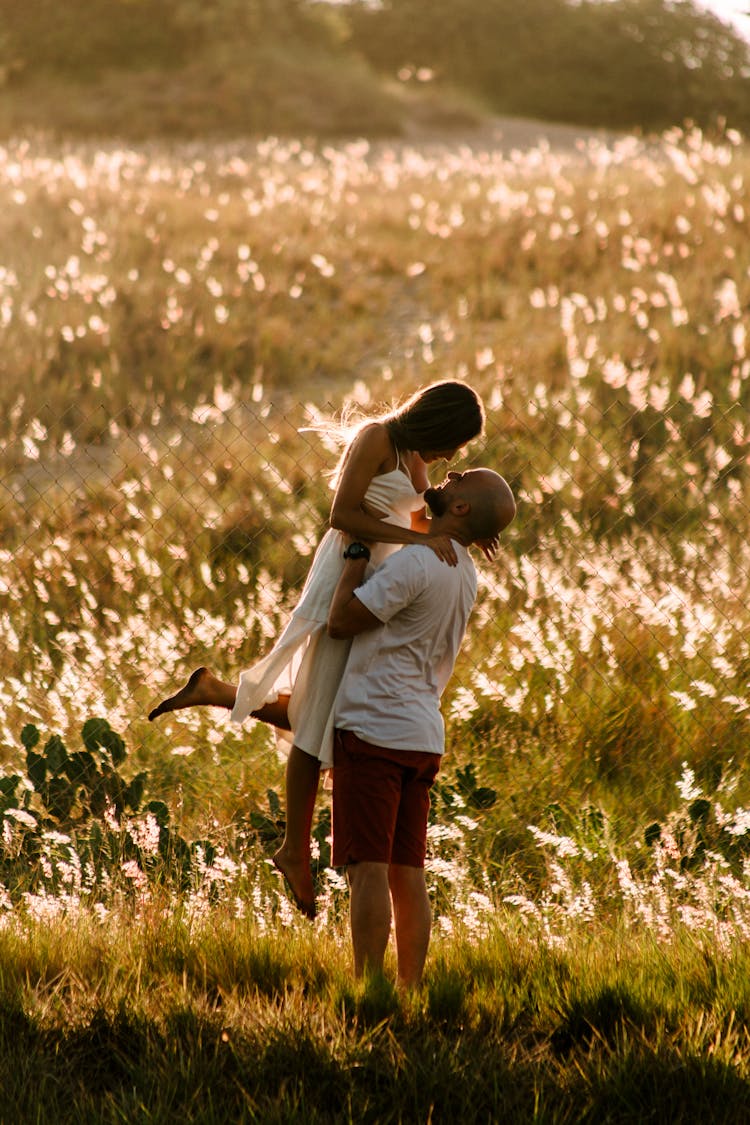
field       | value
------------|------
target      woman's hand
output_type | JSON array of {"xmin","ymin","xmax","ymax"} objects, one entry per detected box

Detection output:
[
  {"xmin": 475, "ymin": 535, "xmax": 500, "ymax": 562},
  {"xmin": 425, "ymin": 533, "xmax": 458, "ymax": 566}
]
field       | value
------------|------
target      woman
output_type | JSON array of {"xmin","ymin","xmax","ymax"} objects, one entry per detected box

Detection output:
[{"xmin": 148, "ymin": 380, "xmax": 486, "ymax": 917}]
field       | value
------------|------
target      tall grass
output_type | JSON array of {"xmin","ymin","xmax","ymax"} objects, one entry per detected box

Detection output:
[
  {"xmin": 2, "ymin": 910, "xmax": 750, "ymax": 1121},
  {"xmin": 1, "ymin": 123, "xmax": 750, "ymax": 1111},
  {"xmin": 2, "ymin": 124, "xmax": 749, "ymax": 854}
]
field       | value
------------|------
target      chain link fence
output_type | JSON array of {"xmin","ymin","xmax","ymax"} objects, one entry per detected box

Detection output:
[
  {"xmin": 1, "ymin": 129, "xmax": 749, "ymax": 837},
  {"xmin": 3, "ymin": 374, "xmax": 748, "ymax": 827}
]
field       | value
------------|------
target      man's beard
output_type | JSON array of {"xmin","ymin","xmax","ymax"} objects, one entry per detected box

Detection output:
[{"xmin": 424, "ymin": 487, "xmax": 448, "ymax": 516}]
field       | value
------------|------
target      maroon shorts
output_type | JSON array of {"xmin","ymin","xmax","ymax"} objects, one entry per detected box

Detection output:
[{"xmin": 332, "ymin": 729, "xmax": 441, "ymax": 868}]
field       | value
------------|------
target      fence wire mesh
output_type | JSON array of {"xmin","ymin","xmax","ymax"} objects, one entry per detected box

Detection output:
[
  {"xmin": 2, "ymin": 381, "xmax": 748, "ymax": 820},
  {"xmin": 1, "ymin": 129, "xmax": 749, "ymax": 841}
]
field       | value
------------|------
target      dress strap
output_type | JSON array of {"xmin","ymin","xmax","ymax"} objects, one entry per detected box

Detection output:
[
  {"xmin": 396, "ymin": 445, "xmax": 414, "ymax": 484},
  {"xmin": 390, "ymin": 439, "xmax": 414, "ymax": 485}
]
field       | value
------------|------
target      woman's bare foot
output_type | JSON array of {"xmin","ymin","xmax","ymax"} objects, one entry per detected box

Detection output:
[
  {"xmin": 148, "ymin": 667, "xmax": 236, "ymax": 721},
  {"xmin": 272, "ymin": 847, "xmax": 316, "ymax": 920}
]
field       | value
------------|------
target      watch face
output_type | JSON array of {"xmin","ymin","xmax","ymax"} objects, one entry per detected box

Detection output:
[{"xmin": 344, "ymin": 542, "xmax": 369, "ymax": 560}]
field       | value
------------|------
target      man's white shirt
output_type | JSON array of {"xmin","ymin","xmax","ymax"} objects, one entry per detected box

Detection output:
[{"xmin": 333, "ymin": 541, "xmax": 477, "ymax": 754}]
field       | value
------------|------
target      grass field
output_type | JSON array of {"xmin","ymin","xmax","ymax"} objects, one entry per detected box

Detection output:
[{"xmin": 1, "ymin": 121, "xmax": 750, "ymax": 1116}]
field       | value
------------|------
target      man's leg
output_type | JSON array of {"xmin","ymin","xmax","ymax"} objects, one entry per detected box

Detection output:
[
  {"xmin": 348, "ymin": 861, "xmax": 392, "ymax": 978},
  {"xmin": 388, "ymin": 754, "xmax": 440, "ymax": 989},
  {"xmin": 389, "ymin": 864, "xmax": 431, "ymax": 989}
]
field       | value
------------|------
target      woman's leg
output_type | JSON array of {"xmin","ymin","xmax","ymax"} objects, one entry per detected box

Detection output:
[
  {"xmin": 148, "ymin": 667, "xmax": 234, "ymax": 719},
  {"xmin": 148, "ymin": 669, "xmax": 291, "ymax": 730},
  {"xmin": 253, "ymin": 696, "xmax": 292, "ymax": 731},
  {"xmin": 273, "ymin": 744, "xmax": 320, "ymax": 918},
  {"xmin": 149, "ymin": 670, "xmax": 318, "ymax": 916}
]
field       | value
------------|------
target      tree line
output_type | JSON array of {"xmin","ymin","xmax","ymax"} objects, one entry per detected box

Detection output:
[{"xmin": 344, "ymin": 0, "xmax": 750, "ymax": 132}]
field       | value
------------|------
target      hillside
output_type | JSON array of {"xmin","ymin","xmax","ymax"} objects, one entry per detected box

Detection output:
[{"xmin": 0, "ymin": 0, "xmax": 748, "ymax": 140}]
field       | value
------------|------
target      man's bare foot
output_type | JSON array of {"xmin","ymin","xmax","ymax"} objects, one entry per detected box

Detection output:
[
  {"xmin": 272, "ymin": 848, "xmax": 316, "ymax": 920},
  {"xmin": 148, "ymin": 667, "xmax": 227, "ymax": 721}
]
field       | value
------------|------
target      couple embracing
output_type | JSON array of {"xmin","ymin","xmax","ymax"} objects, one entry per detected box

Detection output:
[{"xmin": 150, "ymin": 381, "xmax": 515, "ymax": 987}]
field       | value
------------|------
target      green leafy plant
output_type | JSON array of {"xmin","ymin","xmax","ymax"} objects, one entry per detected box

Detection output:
[
  {"xmin": 435, "ymin": 763, "xmax": 497, "ymax": 812},
  {"xmin": 644, "ymin": 790, "xmax": 750, "ymax": 872},
  {"xmin": 20, "ymin": 718, "xmax": 145, "ymax": 826},
  {"xmin": 0, "ymin": 720, "xmax": 210, "ymax": 899}
]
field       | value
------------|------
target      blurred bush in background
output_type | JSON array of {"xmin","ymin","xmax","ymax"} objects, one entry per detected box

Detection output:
[
  {"xmin": 346, "ymin": 0, "xmax": 750, "ymax": 133},
  {"xmin": 0, "ymin": 0, "xmax": 748, "ymax": 138}
]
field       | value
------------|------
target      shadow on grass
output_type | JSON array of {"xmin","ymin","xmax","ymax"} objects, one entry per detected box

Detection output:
[
  {"xmin": 2, "ymin": 988, "xmax": 749, "ymax": 1123},
  {"xmin": 579, "ymin": 1049, "xmax": 750, "ymax": 1124}
]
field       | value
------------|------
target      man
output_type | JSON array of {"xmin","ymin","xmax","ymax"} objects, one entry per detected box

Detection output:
[{"xmin": 327, "ymin": 468, "xmax": 516, "ymax": 988}]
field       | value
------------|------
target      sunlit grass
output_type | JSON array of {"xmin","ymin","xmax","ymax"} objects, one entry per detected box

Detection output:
[
  {"xmin": 2, "ymin": 908, "xmax": 750, "ymax": 1121},
  {"xmin": 2, "ymin": 124, "xmax": 750, "ymax": 1105}
]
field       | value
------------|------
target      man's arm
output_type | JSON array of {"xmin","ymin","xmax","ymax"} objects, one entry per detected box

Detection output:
[{"xmin": 327, "ymin": 555, "xmax": 382, "ymax": 640}]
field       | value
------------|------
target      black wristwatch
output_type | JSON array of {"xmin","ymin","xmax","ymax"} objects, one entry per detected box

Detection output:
[{"xmin": 343, "ymin": 541, "xmax": 371, "ymax": 562}]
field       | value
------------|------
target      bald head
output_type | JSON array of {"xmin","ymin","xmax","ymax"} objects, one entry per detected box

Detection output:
[
  {"xmin": 424, "ymin": 468, "xmax": 515, "ymax": 545},
  {"xmin": 460, "ymin": 468, "xmax": 516, "ymax": 541}
]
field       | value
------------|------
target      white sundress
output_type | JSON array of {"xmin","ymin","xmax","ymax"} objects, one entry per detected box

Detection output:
[{"xmin": 230, "ymin": 456, "xmax": 424, "ymax": 767}]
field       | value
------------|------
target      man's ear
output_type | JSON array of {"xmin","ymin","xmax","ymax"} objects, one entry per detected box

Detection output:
[{"xmin": 449, "ymin": 498, "xmax": 471, "ymax": 517}]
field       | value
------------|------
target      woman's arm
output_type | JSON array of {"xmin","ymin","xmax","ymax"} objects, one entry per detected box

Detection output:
[{"xmin": 330, "ymin": 424, "xmax": 456, "ymax": 562}]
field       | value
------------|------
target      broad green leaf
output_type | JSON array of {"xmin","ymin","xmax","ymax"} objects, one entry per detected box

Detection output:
[
  {"xmin": 44, "ymin": 735, "xmax": 68, "ymax": 774},
  {"xmin": 20, "ymin": 724, "xmax": 40, "ymax": 751}
]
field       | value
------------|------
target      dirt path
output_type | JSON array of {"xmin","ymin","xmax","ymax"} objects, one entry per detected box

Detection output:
[{"xmin": 397, "ymin": 110, "xmax": 621, "ymax": 153}]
